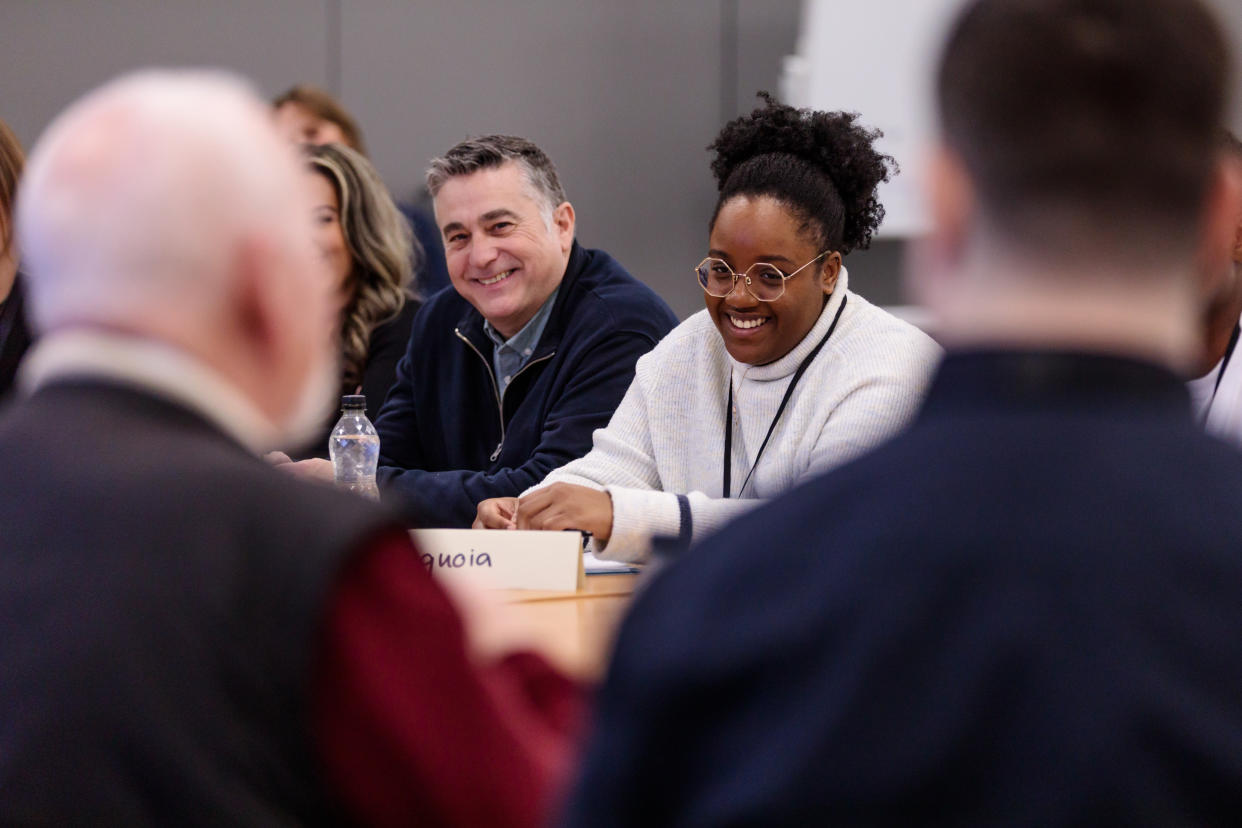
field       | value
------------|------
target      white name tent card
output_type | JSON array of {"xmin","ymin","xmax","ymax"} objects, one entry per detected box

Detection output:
[{"xmin": 411, "ymin": 529, "xmax": 586, "ymax": 592}]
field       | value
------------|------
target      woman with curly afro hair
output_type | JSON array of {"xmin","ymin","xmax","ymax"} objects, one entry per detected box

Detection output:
[{"xmin": 476, "ymin": 94, "xmax": 941, "ymax": 562}]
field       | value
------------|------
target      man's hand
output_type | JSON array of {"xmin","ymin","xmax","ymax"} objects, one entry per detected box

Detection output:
[
  {"xmin": 516, "ymin": 483, "xmax": 613, "ymax": 542},
  {"xmin": 268, "ymin": 454, "xmax": 335, "ymax": 483},
  {"xmin": 474, "ymin": 497, "xmax": 520, "ymax": 530}
]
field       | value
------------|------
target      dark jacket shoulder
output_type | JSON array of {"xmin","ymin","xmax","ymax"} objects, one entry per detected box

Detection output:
[
  {"xmin": 0, "ymin": 380, "xmax": 401, "ymax": 825},
  {"xmin": 368, "ymin": 296, "xmax": 421, "ymax": 357},
  {"xmin": 0, "ymin": 273, "xmax": 33, "ymax": 402},
  {"xmin": 554, "ymin": 245, "xmax": 677, "ymax": 339}
]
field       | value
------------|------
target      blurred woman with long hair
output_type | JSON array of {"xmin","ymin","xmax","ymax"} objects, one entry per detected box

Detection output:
[{"xmin": 293, "ymin": 142, "xmax": 422, "ymax": 457}]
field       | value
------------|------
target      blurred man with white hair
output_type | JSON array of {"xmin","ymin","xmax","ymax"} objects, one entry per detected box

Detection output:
[{"xmin": 0, "ymin": 70, "xmax": 580, "ymax": 826}]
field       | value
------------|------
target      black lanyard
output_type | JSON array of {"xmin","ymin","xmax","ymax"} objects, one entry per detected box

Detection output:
[
  {"xmin": 723, "ymin": 295, "xmax": 848, "ymax": 498},
  {"xmin": 1203, "ymin": 321, "xmax": 1241, "ymax": 424}
]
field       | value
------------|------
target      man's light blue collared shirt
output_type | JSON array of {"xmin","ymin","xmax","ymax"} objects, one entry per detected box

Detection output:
[{"xmin": 483, "ymin": 286, "xmax": 560, "ymax": 396}]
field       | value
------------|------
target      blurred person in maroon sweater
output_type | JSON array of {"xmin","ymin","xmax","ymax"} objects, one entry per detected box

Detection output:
[{"xmin": 0, "ymin": 69, "xmax": 581, "ymax": 827}]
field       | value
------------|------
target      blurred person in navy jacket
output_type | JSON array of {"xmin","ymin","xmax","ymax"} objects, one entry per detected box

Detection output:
[
  {"xmin": 0, "ymin": 70, "xmax": 581, "ymax": 827},
  {"xmin": 565, "ymin": 0, "xmax": 1242, "ymax": 825},
  {"xmin": 280, "ymin": 135, "xmax": 677, "ymax": 527}
]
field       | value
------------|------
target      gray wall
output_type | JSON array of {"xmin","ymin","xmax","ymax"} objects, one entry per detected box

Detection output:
[
  {"xmin": 2, "ymin": 0, "xmax": 1241, "ymax": 317},
  {"xmin": 0, "ymin": 0, "xmax": 801, "ymax": 319},
  {"xmin": 341, "ymin": 0, "xmax": 804, "ymax": 317}
]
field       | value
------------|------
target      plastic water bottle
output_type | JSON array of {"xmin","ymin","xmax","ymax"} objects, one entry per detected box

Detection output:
[{"xmin": 329, "ymin": 395, "xmax": 380, "ymax": 500}]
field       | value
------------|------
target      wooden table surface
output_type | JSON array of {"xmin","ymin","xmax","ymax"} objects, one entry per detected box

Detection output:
[{"xmin": 498, "ymin": 573, "xmax": 638, "ymax": 680}]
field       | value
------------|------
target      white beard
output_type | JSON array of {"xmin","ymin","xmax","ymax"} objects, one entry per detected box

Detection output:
[{"xmin": 279, "ymin": 350, "xmax": 341, "ymax": 451}]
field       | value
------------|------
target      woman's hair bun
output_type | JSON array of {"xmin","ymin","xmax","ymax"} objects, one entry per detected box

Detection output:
[{"xmin": 709, "ymin": 92, "xmax": 896, "ymax": 253}]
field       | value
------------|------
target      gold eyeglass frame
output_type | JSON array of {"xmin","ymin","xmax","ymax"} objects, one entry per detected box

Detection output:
[{"xmin": 695, "ymin": 250, "xmax": 830, "ymax": 302}]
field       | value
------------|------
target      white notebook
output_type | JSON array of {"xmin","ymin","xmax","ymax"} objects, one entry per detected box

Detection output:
[{"xmin": 583, "ymin": 551, "xmax": 639, "ymax": 574}]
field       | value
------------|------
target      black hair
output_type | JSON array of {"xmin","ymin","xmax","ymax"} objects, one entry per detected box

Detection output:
[
  {"xmin": 937, "ymin": 0, "xmax": 1229, "ymax": 256},
  {"xmin": 708, "ymin": 92, "xmax": 896, "ymax": 255}
]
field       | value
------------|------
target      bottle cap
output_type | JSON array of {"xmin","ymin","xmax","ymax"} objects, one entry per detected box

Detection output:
[{"xmin": 342, "ymin": 394, "xmax": 367, "ymax": 409}]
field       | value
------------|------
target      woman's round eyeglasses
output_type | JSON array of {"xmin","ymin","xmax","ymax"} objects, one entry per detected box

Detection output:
[{"xmin": 695, "ymin": 250, "xmax": 829, "ymax": 302}]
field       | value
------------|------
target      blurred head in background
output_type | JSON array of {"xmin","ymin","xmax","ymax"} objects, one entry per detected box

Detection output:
[
  {"xmin": 18, "ymin": 69, "xmax": 338, "ymax": 445},
  {"xmin": 0, "ymin": 118, "xmax": 24, "ymax": 298},
  {"xmin": 918, "ymin": 0, "xmax": 1239, "ymax": 371},
  {"xmin": 273, "ymin": 84, "xmax": 366, "ymax": 155},
  {"xmin": 303, "ymin": 141, "xmax": 416, "ymax": 392}
]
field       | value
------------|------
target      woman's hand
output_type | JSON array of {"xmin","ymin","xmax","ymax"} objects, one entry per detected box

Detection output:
[
  {"xmin": 473, "ymin": 497, "xmax": 520, "ymax": 530},
  {"xmin": 516, "ymin": 483, "xmax": 613, "ymax": 543}
]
